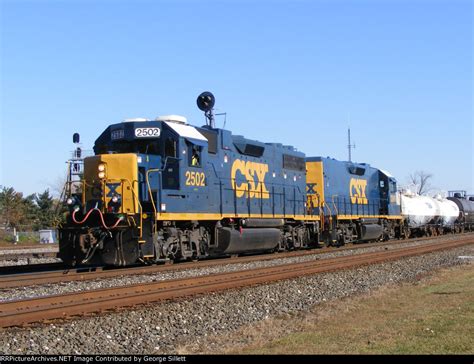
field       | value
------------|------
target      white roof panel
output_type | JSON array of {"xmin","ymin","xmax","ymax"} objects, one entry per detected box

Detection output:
[
  {"xmin": 164, "ymin": 121, "xmax": 207, "ymax": 142},
  {"xmin": 379, "ymin": 169, "xmax": 395, "ymax": 178}
]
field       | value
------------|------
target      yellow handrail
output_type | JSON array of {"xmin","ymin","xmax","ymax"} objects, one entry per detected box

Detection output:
[{"xmin": 146, "ymin": 169, "xmax": 160, "ymax": 235}]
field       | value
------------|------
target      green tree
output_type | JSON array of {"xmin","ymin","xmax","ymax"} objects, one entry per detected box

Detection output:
[
  {"xmin": 34, "ymin": 189, "xmax": 56, "ymax": 229},
  {"xmin": 0, "ymin": 186, "xmax": 26, "ymax": 229},
  {"xmin": 23, "ymin": 194, "xmax": 40, "ymax": 228},
  {"xmin": 0, "ymin": 186, "xmax": 65, "ymax": 231}
]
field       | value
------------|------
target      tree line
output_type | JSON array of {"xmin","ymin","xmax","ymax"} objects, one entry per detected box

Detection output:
[{"xmin": 0, "ymin": 186, "xmax": 65, "ymax": 231}]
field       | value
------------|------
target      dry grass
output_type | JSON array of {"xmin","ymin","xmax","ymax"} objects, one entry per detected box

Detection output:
[
  {"xmin": 179, "ymin": 264, "xmax": 474, "ymax": 354},
  {"xmin": 0, "ymin": 240, "xmax": 42, "ymax": 248}
]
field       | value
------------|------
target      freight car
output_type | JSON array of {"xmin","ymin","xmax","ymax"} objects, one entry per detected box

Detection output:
[
  {"xmin": 447, "ymin": 190, "xmax": 474, "ymax": 231},
  {"xmin": 399, "ymin": 192, "xmax": 461, "ymax": 236}
]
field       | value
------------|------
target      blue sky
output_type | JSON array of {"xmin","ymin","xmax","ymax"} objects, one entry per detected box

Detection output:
[{"xmin": 1, "ymin": 0, "xmax": 472, "ymax": 196}]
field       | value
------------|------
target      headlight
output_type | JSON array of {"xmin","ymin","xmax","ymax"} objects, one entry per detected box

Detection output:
[
  {"xmin": 66, "ymin": 197, "xmax": 74, "ymax": 205},
  {"xmin": 111, "ymin": 195, "xmax": 120, "ymax": 203},
  {"xmin": 98, "ymin": 164, "xmax": 106, "ymax": 172},
  {"xmin": 98, "ymin": 171, "xmax": 106, "ymax": 179}
]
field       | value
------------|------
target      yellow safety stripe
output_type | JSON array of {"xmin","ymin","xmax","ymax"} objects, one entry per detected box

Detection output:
[
  {"xmin": 155, "ymin": 212, "xmax": 403, "ymax": 222},
  {"xmin": 157, "ymin": 212, "xmax": 320, "ymax": 221},
  {"xmin": 336, "ymin": 215, "xmax": 403, "ymax": 220}
]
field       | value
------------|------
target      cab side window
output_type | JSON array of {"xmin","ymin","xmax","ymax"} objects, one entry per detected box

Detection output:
[
  {"xmin": 189, "ymin": 144, "xmax": 202, "ymax": 167},
  {"xmin": 165, "ymin": 137, "xmax": 177, "ymax": 158}
]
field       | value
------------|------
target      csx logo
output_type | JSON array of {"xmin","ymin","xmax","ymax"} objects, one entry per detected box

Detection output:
[
  {"xmin": 350, "ymin": 178, "xmax": 368, "ymax": 204},
  {"xmin": 231, "ymin": 159, "xmax": 270, "ymax": 199},
  {"xmin": 89, "ymin": 183, "xmax": 121, "ymax": 200}
]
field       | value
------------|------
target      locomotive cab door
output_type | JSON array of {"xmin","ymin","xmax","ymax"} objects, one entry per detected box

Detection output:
[
  {"xmin": 162, "ymin": 134, "xmax": 180, "ymax": 190},
  {"xmin": 379, "ymin": 172, "xmax": 389, "ymax": 215}
]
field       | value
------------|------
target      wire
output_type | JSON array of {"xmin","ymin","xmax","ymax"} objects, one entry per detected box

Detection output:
[
  {"xmin": 72, "ymin": 208, "xmax": 94, "ymax": 224},
  {"xmin": 71, "ymin": 206, "xmax": 123, "ymax": 230},
  {"xmin": 96, "ymin": 208, "xmax": 124, "ymax": 230}
]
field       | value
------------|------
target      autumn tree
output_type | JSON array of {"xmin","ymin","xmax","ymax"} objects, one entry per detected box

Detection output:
[
  {"xmin": 408, "ymin": 171, "xmax": 433, "ymax": 195},
  {"xmin": 0, "ymin": 187, "xmax": 63, "ymax": 230}
]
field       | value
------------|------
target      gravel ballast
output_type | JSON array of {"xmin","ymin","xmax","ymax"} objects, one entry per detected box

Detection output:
[
  {"xmin": 0, "ymin": 244, "xmax": 472, "ymax": 355},
  {"xmin": 0, "ymin": 237, "xmax": 466, "ymax": 302},
  {"xmin": 0, "ymin": 246, "xmax": 60, "ymax": 267}
]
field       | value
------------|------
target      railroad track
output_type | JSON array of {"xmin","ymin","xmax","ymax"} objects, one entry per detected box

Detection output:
[
  {"xmin": 0, "ymin": 244, "xmax": 56, "ymax": 250},
  {"xmin": 0, "ymin": 262, "xmax": 66, "ymax": 276},
  {"xmin": 0, "ymin": 235, "xmax": 472, "ymax": 328},
  {"xmin": 0, "ymin": 251, "xmax": 58, "ymax": 262},
  {"xmin": 1, "ymin": 234, "xmax": 467, "ymax": 289},
  {"xmin": 1, "ymin": 233, "xmax": 472, "ymax": 288}
]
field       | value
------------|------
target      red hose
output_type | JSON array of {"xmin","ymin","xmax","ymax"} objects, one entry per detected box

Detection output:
[
  {"xmin": 96, "ymin": 208, "xmax": 123, "ymax": 230},
  {"xmin": 72, "ymin": 208, "xmax": 95, "ymax": 224},
  {"xmin": 72, "ymin": 207, "xmax": 123, "ymax": 230}
]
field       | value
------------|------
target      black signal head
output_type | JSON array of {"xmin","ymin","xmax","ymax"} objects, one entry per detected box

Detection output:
[{"xmin": 196, "ymin": 91, "xmax": 215, "ymax": 112}]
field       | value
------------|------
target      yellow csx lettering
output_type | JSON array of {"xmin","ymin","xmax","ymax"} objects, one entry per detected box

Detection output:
[
  {"xmin": 350, "ymin": 178, "xmax": 368, "ymax": 204},
  {"xmin": 231, "ymin": 159, "xmax": 270, "ymax": 199}
]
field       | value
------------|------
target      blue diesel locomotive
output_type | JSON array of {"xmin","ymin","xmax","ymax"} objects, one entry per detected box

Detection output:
[
  {"xmin": 59, "ymin": 92, "xmax": 403, "ymax": 266},
  {"xmin": 306, "ymin": 157, "xmax": 403, "ymax": 245},
  {"xmin": 60, "ymin": 93, "xmax": 318, "ymax": 266}
]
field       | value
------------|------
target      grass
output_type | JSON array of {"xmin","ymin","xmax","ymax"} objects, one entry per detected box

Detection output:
[
  {"xmin": 239, "ymin": 265, "xmax": 474, "ymax": 354},
  {"xmin": 0, "ymin": 239, "xmax": 42, "ymax": 247},
  {"xmin": 180, "ymin": 264, "xmax": 474, "ymax": 354}
]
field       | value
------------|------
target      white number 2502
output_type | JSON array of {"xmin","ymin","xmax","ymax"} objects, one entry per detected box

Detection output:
[{"xmin": 135, "ymin": 128, "xmax": 161, "ymax": 138}]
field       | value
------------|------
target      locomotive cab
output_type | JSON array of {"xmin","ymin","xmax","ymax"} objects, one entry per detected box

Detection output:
[{"xmin": 59, "ymin": 115, "xmax": 212, "ymax": 266}]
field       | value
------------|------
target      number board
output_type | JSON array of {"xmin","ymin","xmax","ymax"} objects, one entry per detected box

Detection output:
[
  {"xmin": 135, "ymin": 128, "xmax": 161, "ymax": 138},
  {"xmin": 185, "ymin": 171, "xmax": 206, "ymax": 187},
  {"xmin": 111, "ymin": 129, "xmax": 124, "ymax": 140}
]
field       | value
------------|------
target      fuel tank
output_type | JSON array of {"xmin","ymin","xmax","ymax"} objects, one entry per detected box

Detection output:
[
  {"xmin": 213, "ymin": 227, "xmax": 280, "ymax": 255},
  {"xmin": 358, "ymin": 224, "xmax": 383, "ymax": 241}
]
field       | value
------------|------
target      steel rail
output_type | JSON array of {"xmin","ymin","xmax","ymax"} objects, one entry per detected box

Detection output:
[
  {"xmin": 0, "ymin": 236, "xmax": 472, "ymax": 328},
  {"xmin": 2, "ymin": 234, "xmax": 470, "ymax": 289},
  {"xmin": 0, "ymin": 252, "xmax": 58, "ymax": 261},
  {"xmin": 0, "ymin": 262, "xmax": 66, "ymax": 276}
]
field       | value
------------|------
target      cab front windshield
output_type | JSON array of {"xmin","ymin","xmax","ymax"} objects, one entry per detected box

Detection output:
[{"xmin": 95, "ymin": 140, "xmax": 161, "ymax": 155}]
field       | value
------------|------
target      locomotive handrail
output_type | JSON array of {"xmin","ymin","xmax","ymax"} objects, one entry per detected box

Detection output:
[
  {"xmin": 64, "ymin": 179, "xmax": 86, "ymax": 207},
  {"xmin": 323, "ymin": 202, "xmax": 333, "ymax": 217},
  {"xmin": 121, "ymin": 178, "xmax": 143, "ymax": 239},
  {"xmin": 331, "ymin": 195, "xmax": 338, "ymax": 216},
  {"xmin": 146, "ymin": 168, "xmax": 160, "ymax": 235},
  {"xmin": 219, "ymin": 177, "xmax": 307, "ymax": 218},
  {"xmin": 162, "ymin": 156, "xmax": 181, "ymax": 170}
]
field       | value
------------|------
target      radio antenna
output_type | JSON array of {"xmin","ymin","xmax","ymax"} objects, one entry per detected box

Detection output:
[{"xmin": 348, "ymin": 127, "xmax": 356, "ymax": 162}]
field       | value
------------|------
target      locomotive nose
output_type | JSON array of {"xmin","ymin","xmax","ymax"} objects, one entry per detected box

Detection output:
[{"xmin": 83, "ymin": 153, "xmax": 139, "ymax": 214}]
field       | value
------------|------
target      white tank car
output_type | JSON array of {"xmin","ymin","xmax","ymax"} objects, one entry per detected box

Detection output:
[
  {"xmin": 429, "ymin": 197, "xmax": 442, "ymax": 223},
  {"xmin": 435, "ymin": 196, "xmax": 459, "ymax": 226},
  {"xmin": 400, "ymin": 193, "xmax": 438, "ymax": 228}
]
